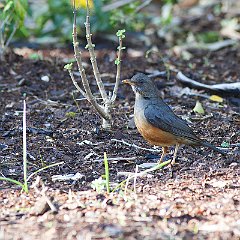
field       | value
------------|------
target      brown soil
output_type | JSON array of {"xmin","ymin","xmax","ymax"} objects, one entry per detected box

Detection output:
[{"xmin": 0, "ymin": 44, "xmax": 239, "ymax": 239}]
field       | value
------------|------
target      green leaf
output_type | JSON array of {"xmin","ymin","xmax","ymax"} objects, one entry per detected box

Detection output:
[
  {"xmin": 3, "ymin": 1, "xmax": 13, "ymax": 12},
  {"xmin": 14, "ymin": 0, "xmax": 27, "ymax": 21},
  {"xmin": 64, "ymin": 63, "xmax": 73, "ymax": 70},
  {"xmin": 193, "ymin": 100, "xmax": 205, "ymax": 114},
  {"xmin": 115, "ymin": 59, "xmax": 120, "ymax": 65},
  {"xmin": 116, "ymin": 29, "xmax": 126, "ymax": 37}
]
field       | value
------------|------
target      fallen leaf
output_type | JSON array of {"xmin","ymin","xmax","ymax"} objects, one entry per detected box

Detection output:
[
  {"xmin": 193, "ymin": 100, "xmax": 205, "ymax": 114},
  {"xmin": 209, "ymin": 95, "xmax": 223, "ymax": 103}
]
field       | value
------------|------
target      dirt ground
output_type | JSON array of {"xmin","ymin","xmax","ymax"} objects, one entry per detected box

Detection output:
[{"xmin": 0, "ymin": 42, "xmax": 239, "ymax": 240}]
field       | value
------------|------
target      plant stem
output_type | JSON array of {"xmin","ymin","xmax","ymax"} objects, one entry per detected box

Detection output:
[
  {"xmin": 0, "ymin": 177, "xmax": 25, "ymax": 189},
  {"xmin": 111, "ymin": 36, "xmax": 123, "ymax": 103},
  {"xmin": 85, "ymin": 0, "xmax": 108, "ymax": 102},
  {"xmin": 72, "ymin": 6, "xmax": 110, "ymax": 121},
  {"xmin": 23, "ymin": 100, "xmax": 28, "ymax": 193},
  {"xmin": 27, "ymin": 161, "xmax": 64, "ymax": 182},
  {"xmin": 112, "ymin": 160, "xmax": 171, "ymax": 193},
  {"xmin": 68, "ymin": 68, "xmax": 87, "ymax": 98},
  {"xmin": 5, "ymin": 23, "xmax": 17, "ymax": 48},
  {"xmin": 104, "ymin": 152, "xmax": 110, "ymax": 194}
]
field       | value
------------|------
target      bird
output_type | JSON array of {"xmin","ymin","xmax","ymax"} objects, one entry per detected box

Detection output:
[{"xmin": 123, "ymin": 73, "xmax": 225, "ymax": 165}]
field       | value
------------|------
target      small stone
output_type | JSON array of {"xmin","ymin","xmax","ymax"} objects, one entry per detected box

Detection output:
[
  {"xmin": 229, "ymin": 162, "xmax": 238, "ymax": 168},
  {"xmin": 41, "ymin": 75, "xmax": 50, "ymax": 82}
]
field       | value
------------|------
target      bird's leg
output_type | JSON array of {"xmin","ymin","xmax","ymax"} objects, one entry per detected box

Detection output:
[
  {"xmin": 171, "ymin": 143, "xmax": 180, "ymax": 165},
  {"xmin": 158, "ymin": 146, "xmax": 168, "ymax": 164}
]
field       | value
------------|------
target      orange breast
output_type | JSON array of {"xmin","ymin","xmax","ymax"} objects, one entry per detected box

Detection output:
[{"xmin": 134, "ymin": 112, "xmax": 179, "ymax": 146}]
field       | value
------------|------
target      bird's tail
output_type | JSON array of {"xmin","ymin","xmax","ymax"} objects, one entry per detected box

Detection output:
[{"xmin": 200, "ymin": 141, "xmax": 226, "ymax": 155}]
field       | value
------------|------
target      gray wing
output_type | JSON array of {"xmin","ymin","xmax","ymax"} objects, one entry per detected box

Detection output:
[{"xmin": 144, "ymin": 101, "xmax": 199, "ymax": 142}]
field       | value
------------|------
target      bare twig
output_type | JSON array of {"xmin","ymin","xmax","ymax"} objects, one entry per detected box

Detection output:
[
  {"xmin": 94, "ymin": 156, "xmax": 137, "ymax": 162},
  {"xmin": 111, "ymin": 31, "xmax": 124, "ymax": 103},
  {"xmin": 67, "ymin": 0, "xmax": 125, "ymax": 128},
  {"xmin": 71, "ymin": 5, "xmax": 110, "ymax": 121},
  {"xmin": 85, "ymin": 0, "xmax": 108, "ymax": 102},
  {"xmin": 67, "ymin": 68, "xmax": 87, "ymax": 98},
  {"xmin": 111, "ymin": 138, "xmax": 161, "ymax": 152}
]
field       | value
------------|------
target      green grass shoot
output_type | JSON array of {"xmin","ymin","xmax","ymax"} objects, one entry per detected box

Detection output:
[{"xmin": 0, "ymin": 100, "xmax": 64, "ymax": 193}]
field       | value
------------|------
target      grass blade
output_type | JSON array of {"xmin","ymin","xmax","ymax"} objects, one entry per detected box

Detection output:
[
  {"xmin": 112, "ymin": 160, "xmax": 171, "ymax": 193},
  {"xmin": 0, "ymin": 177, "xmax": 25, "ymax": 189},
  {"xmin": 22, "ymin": 99, "xmax": 28, "ymax": 193},
  {"xmin": 104, "ymin": 152, "xmax": 110, "ymax": 194},
  {"xmin": 27, "ymin": 161, "xmax": 64, "ymax": 182}
]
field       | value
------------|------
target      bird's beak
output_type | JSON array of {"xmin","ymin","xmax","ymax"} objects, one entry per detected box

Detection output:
[{"xmin": 122, "ymin": 79, "xmax": 134, "ymax": 85}]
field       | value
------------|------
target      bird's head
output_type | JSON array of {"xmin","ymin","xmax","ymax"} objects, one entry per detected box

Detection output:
[{"xmin": 123, "ymin": 73, "xmax": 158, "ymax": 98}]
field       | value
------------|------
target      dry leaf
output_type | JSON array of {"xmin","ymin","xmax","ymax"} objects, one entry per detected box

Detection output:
[{"xmin": 209, "ymin": 95, "xmax": 223, "ymax": 103}]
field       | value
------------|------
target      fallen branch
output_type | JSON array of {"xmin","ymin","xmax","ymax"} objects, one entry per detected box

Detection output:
[
  {"xmin": 177, "ymin": 72, "xmax": 240, "ymax": 97},
  {"xmin": 176, "ymin": 39, "xmax": 237, "ymax": 52}
]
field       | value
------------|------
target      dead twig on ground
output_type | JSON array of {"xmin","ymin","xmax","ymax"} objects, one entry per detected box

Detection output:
[
  {"xmin": 177, "ymin": 71, "xmax": 240, "ymax": 97},
  {"xmin": 31, "ymin": 177, "xmax": 58, "ymax": 214},
  {"xmin": 111, "ymin": 138, "xmax": 161, "ymax": 152}
]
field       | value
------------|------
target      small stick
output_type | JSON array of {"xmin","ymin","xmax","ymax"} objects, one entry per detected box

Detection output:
[
  {"xmin": 111, "ymin": 138, "xmax": 161, "ymax": 152},
  {"xmin": 94, "ymin": 156, "xmax": 137, "ymax": 162}
]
